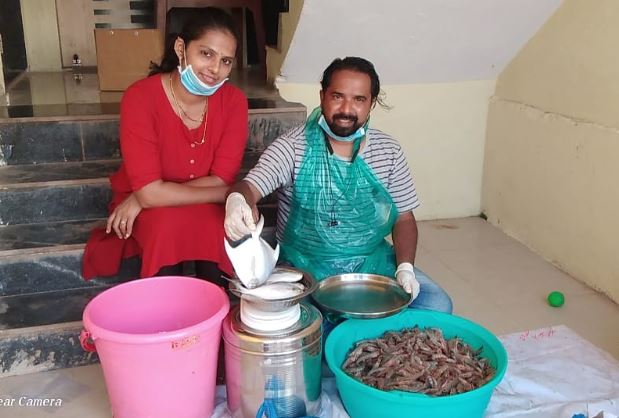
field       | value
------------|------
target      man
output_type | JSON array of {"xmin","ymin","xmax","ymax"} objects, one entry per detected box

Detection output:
[{"xmin": 224, "ymin": 57, "xmax": 452, "ymax": 313}]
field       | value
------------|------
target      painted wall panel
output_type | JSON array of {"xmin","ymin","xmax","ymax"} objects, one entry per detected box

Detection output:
[
  {"xmin": 484, "ymin": 0, "xmax": 619, "ymax": 302},
  {"xmin": 20, "ymin": 0, "xmax": 62, "ymax": 71}
]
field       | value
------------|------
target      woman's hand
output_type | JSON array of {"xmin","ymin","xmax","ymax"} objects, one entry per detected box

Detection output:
[{"xmin": 106, "ymin": 193, "xmax": 142, "ymax": 239}]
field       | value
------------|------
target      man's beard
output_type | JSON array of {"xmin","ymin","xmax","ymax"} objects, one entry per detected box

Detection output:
[{"xmin": 327, "ymin": 113, "xmax": 361, "ymax": 137}]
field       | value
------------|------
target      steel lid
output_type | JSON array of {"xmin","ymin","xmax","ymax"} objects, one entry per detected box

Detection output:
[{"xmin": 223, "ymin": 302, "xmax": 322, "ymax": 355}]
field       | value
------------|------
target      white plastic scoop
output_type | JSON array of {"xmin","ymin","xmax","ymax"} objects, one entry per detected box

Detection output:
[{"xmin": 224, "ymin": 215, "xmax": 280, "ymax": 289}]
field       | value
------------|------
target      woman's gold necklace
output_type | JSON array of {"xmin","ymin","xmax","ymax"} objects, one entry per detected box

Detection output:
[
  {"xmin": 169, "ymin": 73, "xmax": 207, "ymax": 122},
  {"xmin": 169, "ymin": 73, "xmax": 208, "ymax": 145}
]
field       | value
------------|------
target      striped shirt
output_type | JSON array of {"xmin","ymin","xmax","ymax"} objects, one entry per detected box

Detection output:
[{"xmin": 245, "ymin": 125, "xmax": 420, "ymax": 240}]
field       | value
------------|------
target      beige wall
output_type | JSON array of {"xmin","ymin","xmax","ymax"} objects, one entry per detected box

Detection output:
[
  {"xmin": 278, "ymin": 80, "xmax": 496, "ymax": 221},
  {"xmin": 20, "ymin": 0, "xmax": 62, "ymax": 71},
  {"xmin": 483, "ymin": 0, "xmax": 619, "ymax": 302},
  {"xmin": 266, "ymin": 0, "xmax": 304, "ymax": 85}
]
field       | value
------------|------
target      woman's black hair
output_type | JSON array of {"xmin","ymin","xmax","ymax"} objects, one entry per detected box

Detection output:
[
  {"xmin": 320, "ymin": 57, "xmax": 389, "ymax": 109},
  {"xmin": 149, "ymin": 7, "xmax": 238, "ymax": 75}
]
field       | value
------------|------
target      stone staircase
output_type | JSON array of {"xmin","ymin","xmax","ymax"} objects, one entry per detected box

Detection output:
[{"xmin": 0, "ymin": 98, "xmax": 306, "ymax": 377}]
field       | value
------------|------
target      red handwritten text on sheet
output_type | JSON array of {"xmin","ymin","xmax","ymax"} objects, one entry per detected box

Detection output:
[{"xmin": 519, "ymin": 327, "xmax": 556, "ymax": 342}]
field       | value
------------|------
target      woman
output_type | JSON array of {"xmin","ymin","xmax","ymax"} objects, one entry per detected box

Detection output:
[{"xmin": 83, "ymin": 7, "xmax": 248, "ymax": 285}]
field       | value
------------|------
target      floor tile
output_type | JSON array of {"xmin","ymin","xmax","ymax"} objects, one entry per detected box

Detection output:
[
  {"xmin": 0, "ymin": 365, "xmax": 109, "ymax": 418},
  {"xmin": 417, "ymin": 217, "xmax": 521, "ymax": 252}
]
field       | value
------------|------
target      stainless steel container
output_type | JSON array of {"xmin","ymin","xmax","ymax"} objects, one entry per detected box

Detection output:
[{"xmin": 223, "ymin": 302, "xmax": 323, "ymax": 418}]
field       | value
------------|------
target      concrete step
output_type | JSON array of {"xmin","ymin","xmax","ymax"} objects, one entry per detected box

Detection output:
[
  {"xmin": 0, "ymin": 99, "xmax": 306, "ymax": 166},
  {"xmin": 0, "ymin": 219, "xmax": 104, "ymax": 255},
  {"xmin": 0, "ymin": 159, "xmax": 119, "ymax": 185},
  {"xmin": 0, "ymin": 179, "xmax": 276, "ymax": 226},
  {"xmin": 0, "ymin": 251, "xmax": 126, "ymax": 377},
  {"xmin": 0, "ymin": 321, "xmax": 98, "ymax": 378},
  {"xmin": 0, "ymin": 244, "xmax": 139, "ymax": 297},
  {"xmin": 0, "ymin": 152, "xmax": 273, "ymax": 226},
  {"xmin": 0, "ymin": 206, "xmax": 277, "ymax": 295},
  {"xmin": 1, "ymin": 287, "xmax": 111, "ymax": 329},
  {"xmin": 0, "ymin": 152, "xmax": 265, "ymax": 188},
  {"xmin": 0, "ymin": 181, "xmax": 111, "ymax": 226}
]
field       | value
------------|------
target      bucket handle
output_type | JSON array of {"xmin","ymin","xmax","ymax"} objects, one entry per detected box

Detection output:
[{"xmin": 80, "ymin": 329, "xmax": 96, "ymax": 352}]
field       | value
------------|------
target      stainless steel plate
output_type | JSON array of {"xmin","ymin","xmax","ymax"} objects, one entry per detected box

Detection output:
[{"xmin": 311, "ymin": 273, "xmax": 412, "ymax": 320}]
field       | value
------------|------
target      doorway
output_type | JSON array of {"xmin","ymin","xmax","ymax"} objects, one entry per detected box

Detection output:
[{"xmin": 0, "ymin": 0, "xmax": 28, "ymax": 86}]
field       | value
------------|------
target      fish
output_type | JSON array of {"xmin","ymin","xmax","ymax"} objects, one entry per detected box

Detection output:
[
  {"xmin": 341, "ymin": 326, "xmax": 496, "ymax": 396},
  {"xmin": 224, "ymin": 215, "xmax": 280, "ymax": 289},
  {"xmin": 265, "ymin": 267, "xmax": 304, "ymax": 284},
  {"xmin": 236, "ymin": 281, "xmax": 305, "ymax": 300}
]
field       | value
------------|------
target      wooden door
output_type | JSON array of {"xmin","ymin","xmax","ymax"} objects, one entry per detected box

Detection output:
[{"xmin": 56, "ymin": 0, "xmax": 97, "ymax": 67}]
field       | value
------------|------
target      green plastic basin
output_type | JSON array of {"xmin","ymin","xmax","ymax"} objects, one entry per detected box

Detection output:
[{"xmin": 325, "ymin": 310, "xmax": 508, "ymax": 418}]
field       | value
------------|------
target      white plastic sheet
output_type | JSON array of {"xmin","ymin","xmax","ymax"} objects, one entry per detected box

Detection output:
[
  {"xmin": 485, "ymin": 325, "xmax": 619, "ymax": 418},
  {"xmin": 211, "ymin": 325, "xmax": 619, "ymax": 418}
]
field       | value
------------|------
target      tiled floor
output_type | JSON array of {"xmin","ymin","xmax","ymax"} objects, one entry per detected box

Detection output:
[
  {"xmin": 1, "ymin": 67, "xmax": 279, "ymax": 108},
  {"xmin": 0, "ymin": 68, "xmax": 297, "ymax": 120},
  {"xmin": 0, "ymin": 216, "xmax": 617, "ymax": 417}
]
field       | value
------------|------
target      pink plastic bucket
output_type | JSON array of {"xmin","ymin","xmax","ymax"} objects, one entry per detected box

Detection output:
[{"xmin": 81, "ymin": 276, "xmax": 230, "ymax": 418}]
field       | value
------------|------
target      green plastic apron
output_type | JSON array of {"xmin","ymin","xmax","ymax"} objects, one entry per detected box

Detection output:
[{"xmin": 280, "ymin": 108, "xmax": 399, "ymax": 281}]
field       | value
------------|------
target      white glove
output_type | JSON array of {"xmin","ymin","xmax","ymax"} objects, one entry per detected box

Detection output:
[
  {"xmin": 224, "ymin": 192, "xmax": 256, "ymax": 241},
  {"xmin": 396, "ymin": 262, "xmax": 420, "ymax": 300}
]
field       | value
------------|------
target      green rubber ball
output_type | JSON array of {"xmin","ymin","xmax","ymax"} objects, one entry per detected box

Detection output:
[{"xmin": 547, "ymin": 291, "xmax": 565, "ymax": 307}]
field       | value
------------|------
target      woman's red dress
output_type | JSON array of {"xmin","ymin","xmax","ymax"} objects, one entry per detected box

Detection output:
[{"xmin": 82, "ymin": 74, "xmax": 248, "ymax": 279}]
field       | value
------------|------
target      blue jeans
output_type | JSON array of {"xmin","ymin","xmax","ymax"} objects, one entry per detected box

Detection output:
[{"xmin": 409, "ymin": 266, "xmax": 453, "ymax": 313}]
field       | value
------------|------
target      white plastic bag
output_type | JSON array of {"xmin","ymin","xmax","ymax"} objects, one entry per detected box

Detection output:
[{"xmin": 224, "ymin": 216, "xmax": 279, "ymax": 289}]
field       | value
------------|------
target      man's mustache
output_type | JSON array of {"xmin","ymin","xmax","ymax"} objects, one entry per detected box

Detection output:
[{"xmin": 333, "ymin": 113, "xmax": 358, "ymax": 123}]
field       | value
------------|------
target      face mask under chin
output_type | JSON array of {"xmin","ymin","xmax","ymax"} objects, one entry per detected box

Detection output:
[
  {"xmin": 177, "ymin": 45, "xmax": 228, "ymax": 96},
  {"xmin": 177, "ymin": 64, "xmax": 228, "ymax": 96},
  {"xmin": 318, "ymin": 114, "xmax": 368, "ymax": 142}
]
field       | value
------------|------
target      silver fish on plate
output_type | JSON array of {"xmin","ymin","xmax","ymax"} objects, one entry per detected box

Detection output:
[
  {"xmin": 236, "ymin": 282, "xmax": 305, "ymax": 300},
  {"xmin": 265, "ymin": 267, "xmax": 304, "ymax": 284}
]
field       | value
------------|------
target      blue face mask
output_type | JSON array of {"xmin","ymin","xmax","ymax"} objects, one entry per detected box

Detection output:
[
  {"xmin": 177, "ymin": 48, "xmax": 227, "ymax": 96},
  {"xmin": 177, "ymin": 64, "xmax": 227, "ymax": 96},
  {"xmin": 318, "ymin": 114, "xmax": 368, "ymax": 142}
]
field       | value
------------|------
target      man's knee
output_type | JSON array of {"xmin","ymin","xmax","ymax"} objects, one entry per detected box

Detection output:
[{"xmin": 411, "ymin": 267, "xmax": 453, "ymax": 314}]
